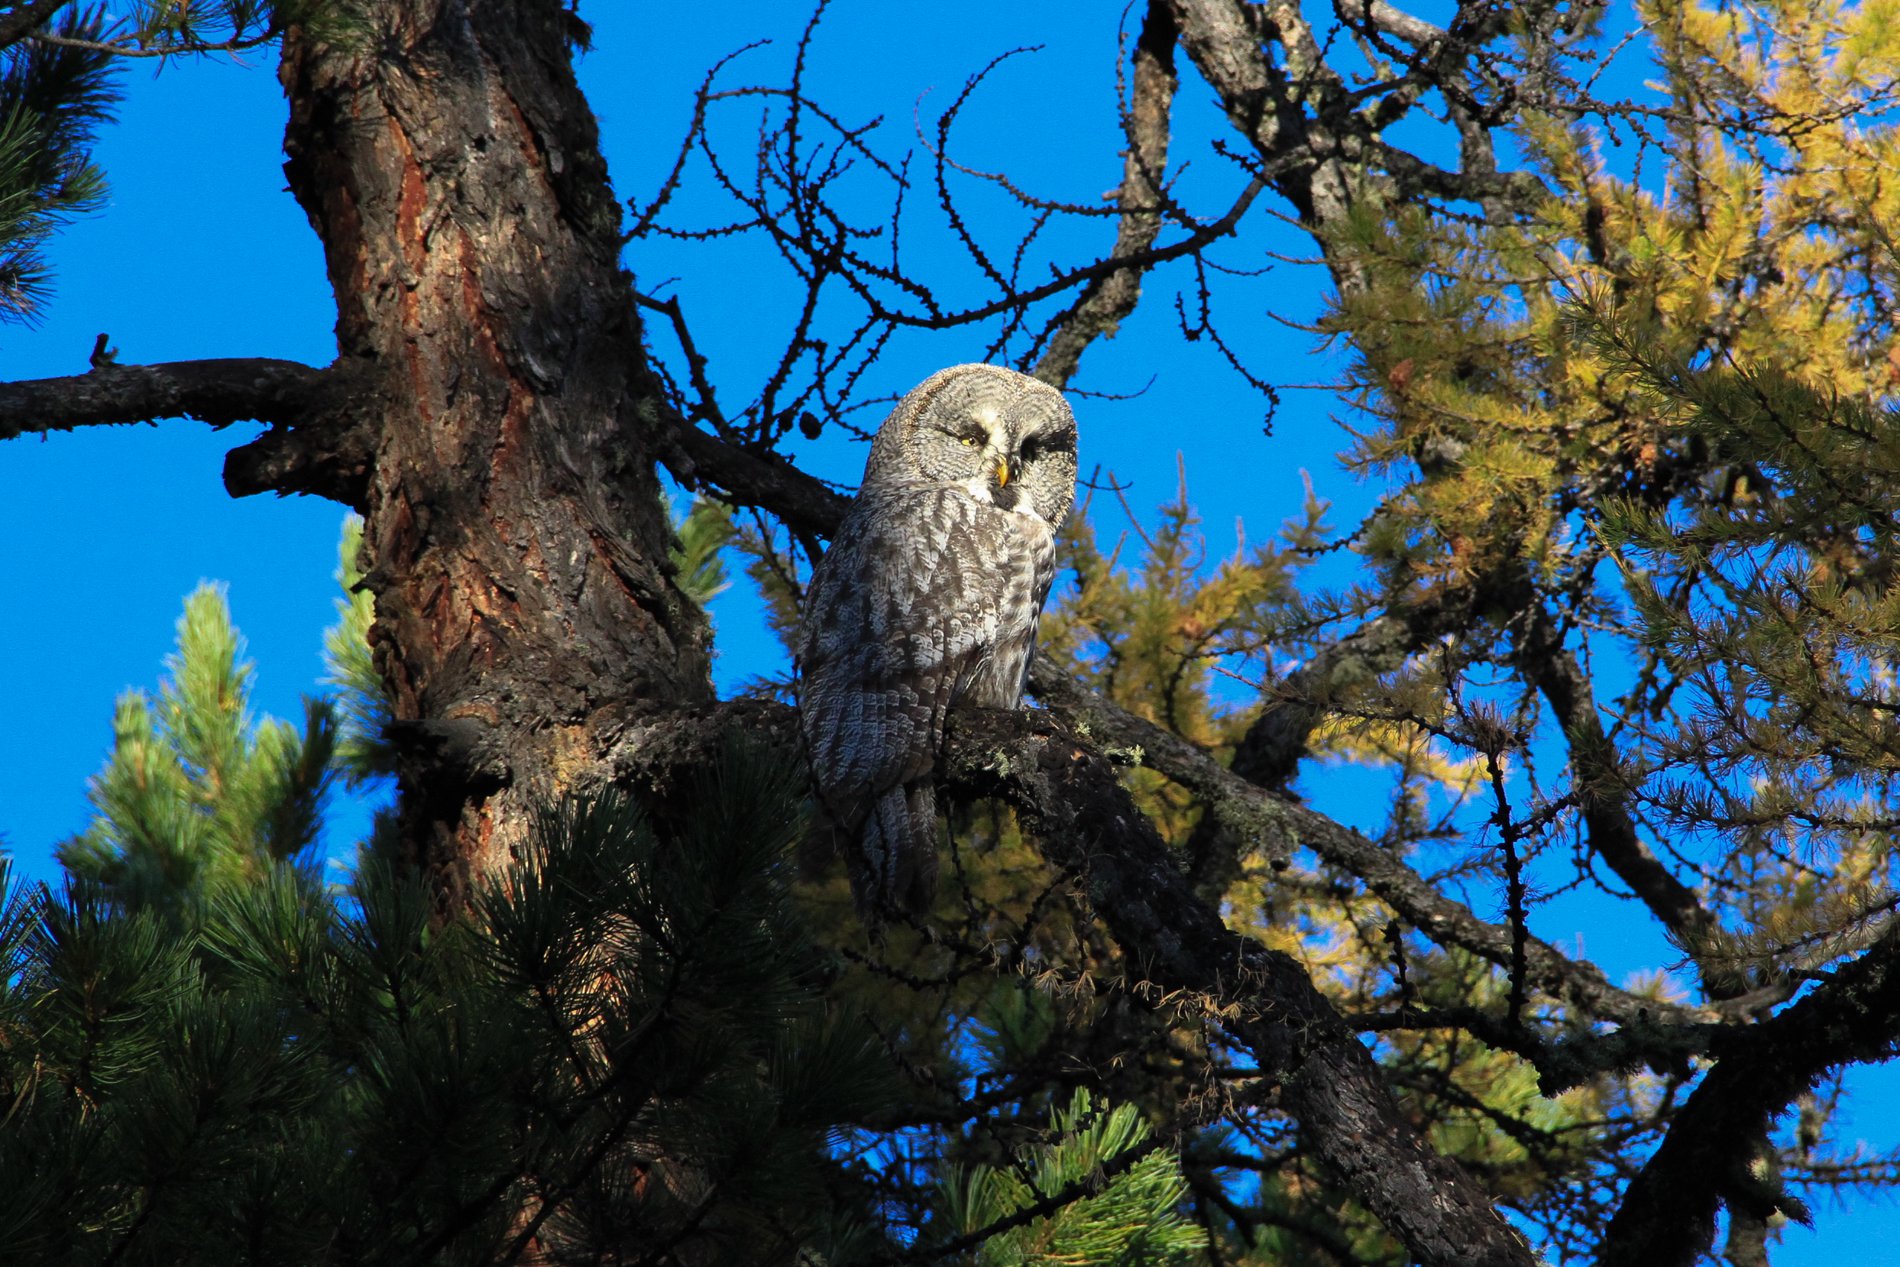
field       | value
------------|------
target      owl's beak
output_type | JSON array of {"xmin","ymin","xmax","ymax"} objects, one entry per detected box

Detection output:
[{"xmin": 995, "ymin": 460, "xmax": 1010, "ymax": 487}]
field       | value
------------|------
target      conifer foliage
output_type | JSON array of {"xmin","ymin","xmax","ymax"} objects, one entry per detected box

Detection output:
[
  {"xmin": 0, "ymin": 4, "xmax": 114, "ymax": 322},
  {"xmin": 12, "ymin": 0, "xmax": 1900, "ymax": 1264},
  {"xmin": 936, "ymin": 1090, "xmax": 1206, "ymax": 1266},
  {"xmin": 3, "ymin": 746, "xmax": 899, "ymax": 1265},
  {"xmin": 57, "ymin": 583, "xmax": 338, "ymax": 919}
]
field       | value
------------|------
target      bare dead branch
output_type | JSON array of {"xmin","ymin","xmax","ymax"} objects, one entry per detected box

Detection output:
[
  {"xmin": 1033, "ymin": 0, "xmax": 1180, "ymax": 389},
  {"xmin": 0, "ymin": 355, "xmax": 342, "ymax": 439},
  {"xmin": 0, "ymin": 355, "xmax": 375, "ymax": 505}
]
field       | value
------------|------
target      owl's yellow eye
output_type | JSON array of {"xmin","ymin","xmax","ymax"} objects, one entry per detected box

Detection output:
[{"xmin": 959, "ymin": 434, "xmax": 980, "ymax": 446}]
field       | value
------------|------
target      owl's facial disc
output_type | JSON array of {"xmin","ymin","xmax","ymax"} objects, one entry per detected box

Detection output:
[{"xmin": 875, "ymin": 364, "xmax": 1076, "ymax": 524}]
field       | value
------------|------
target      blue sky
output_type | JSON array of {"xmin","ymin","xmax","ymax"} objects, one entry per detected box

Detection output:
[{"xmin": 2, "ymin": 3, "xmax": 1896, "ymax": 1260}]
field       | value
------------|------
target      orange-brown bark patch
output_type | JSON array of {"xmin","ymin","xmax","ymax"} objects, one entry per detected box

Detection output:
[{"xmin": 389, "ymin": 115, "xmax": 430, "ymax": 279}]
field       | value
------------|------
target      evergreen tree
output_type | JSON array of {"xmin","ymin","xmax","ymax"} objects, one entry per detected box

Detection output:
[
  {"xmin": 34, "ymin": 517, "xmax": 1220, "ymax": 1265},
  {"xmin": 8, "ymin": 1, "xmax": 1900, "ymax": 1264},
  {"xmin": 5, "ymin": 746, "xmax": 907, "ymax": 1265},
  {"xmin": 57, "ymin": 583, "xmax": 337, "ymax": 919}
]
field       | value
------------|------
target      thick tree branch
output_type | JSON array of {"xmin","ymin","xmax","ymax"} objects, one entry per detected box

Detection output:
[
  {"xmin": 1169, "ymin": 0, "xmax": 1366, "ymax": 288},
  {"xmin": 1172, "ymin": 584, "xmax": 1477, "ymax": 908},
  {"xmin": 1024, "ymin": 663, "xmax": 1770, "ymax": 1031},
  {"xmin": 0, "ymin": 356, "xmax": 375, "ymax": 506},
  {"xmin": 1596, "ymin": 923, "xmax": 1900, "ymax": 1267},
  {"xmin": 1373, "ymin": 138, "xmax": 1548, "ymax": 213},
  {"xmin": 1167, "ymin": 0, "xmax": 1555, "ymax": 296},
  {"xmin": 940, "ymin": 704, "xmax": 1536, "ymax": 1267},
  {"xmin": 658, "ymin": 409, "xmax": 850, "ymax": 545},
  {"xmin": 1338, "ymin": 0, "xmax": 1446, "ymax": 49},
  {"xmin": 1032, "ymin": 0, "xmax": 1178, "ymax": 389},
  {"xmin": 1227, "ymin": 601, "xmax": 1451, "ymax": 791},
  {"xmin": 1515, "ymin": 612, "xmax": 1726, "ymax": 963},
  {"xmin": 223, "ymin": 415, "xmax": 378, "ymax": 507},
  {"xmin": 611, "ymin": 695, "xmax": 1534, "ymax": 1267},
  {"xmin": 1352, "ymin": 1004, "xmax": 1726, "ymax": 1096},
  {"xmin": 0, "ymin": 356, "xmax": 337, "ymax": 439}
]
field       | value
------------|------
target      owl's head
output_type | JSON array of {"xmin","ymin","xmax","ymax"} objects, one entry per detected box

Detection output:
[{"xmin": 866, "ymin": 364, "xmax": 1079, "ymax": 528}]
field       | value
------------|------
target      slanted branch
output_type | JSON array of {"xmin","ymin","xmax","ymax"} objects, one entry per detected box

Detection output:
[{"xmin": 614, "ymin": 693, "xmax": 1537, "ymax": 1267}]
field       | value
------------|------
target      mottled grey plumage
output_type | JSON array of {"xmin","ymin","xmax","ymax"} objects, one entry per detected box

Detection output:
[{"xmin": 798, "ymin": 364, "xmax": 1079, "ymax": 917}]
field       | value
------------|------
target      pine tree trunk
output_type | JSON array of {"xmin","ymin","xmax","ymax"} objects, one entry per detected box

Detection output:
[
  {"xmin": 278, "ymin": 0, "xmax": 710, "ymax": 903},
  {"xmin": 266, "ymin": 9, "xmax": 1530, "ymax": 1264}
]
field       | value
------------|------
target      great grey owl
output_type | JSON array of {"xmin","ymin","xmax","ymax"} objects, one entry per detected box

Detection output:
[{"xmin": 798, "ymin": 364, "xmax": 1079, "ymax": 918}]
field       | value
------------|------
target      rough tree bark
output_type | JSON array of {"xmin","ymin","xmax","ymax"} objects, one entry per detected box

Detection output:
[
  {"xmin": 258, "ymin": 6, "xmax": 1535, "ymax": 1259},
  {"xmin": 11, "ymin": 1, "xmax": 1891, "ymax": 1263},
  {"xmin": 614, "ymin": 697, "xmax": 1537, "ymax": 1267},
  {"xmin": 275, "ymin": 1, "xmax": 711, "ymax": 902}
]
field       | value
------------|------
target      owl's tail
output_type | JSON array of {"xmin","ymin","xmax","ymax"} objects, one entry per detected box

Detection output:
[{"xmin": 851, "ymin": 782, "xmax": 939, "ymax": 919}]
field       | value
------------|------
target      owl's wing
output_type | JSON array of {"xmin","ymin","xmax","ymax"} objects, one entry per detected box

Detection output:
[{"xmin": 797, "ymin": 485, "xmax": 1029, "ymax": 825}]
